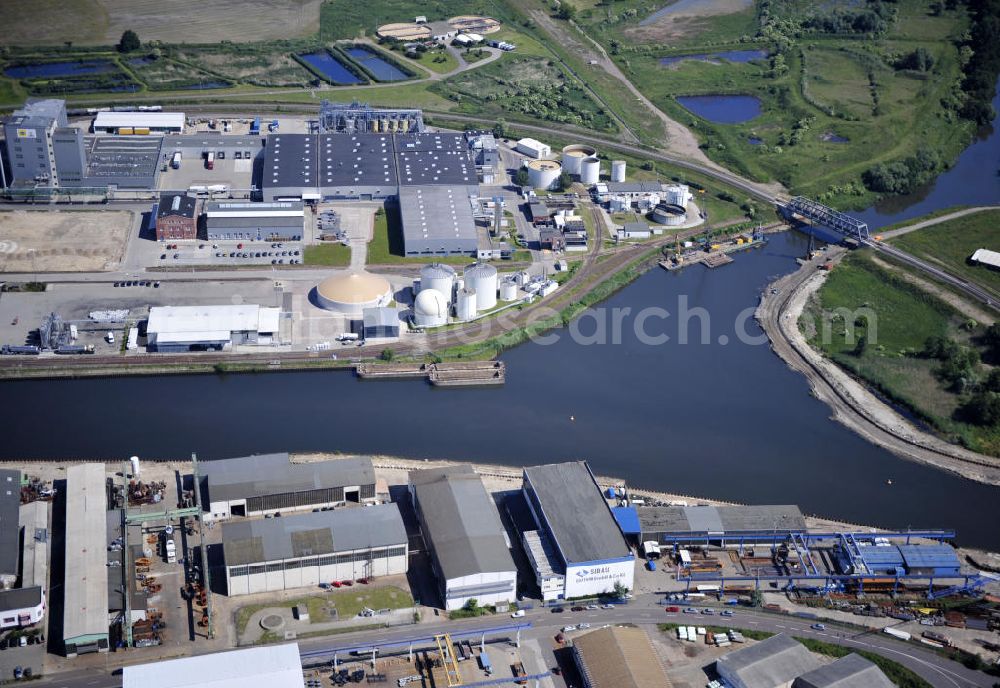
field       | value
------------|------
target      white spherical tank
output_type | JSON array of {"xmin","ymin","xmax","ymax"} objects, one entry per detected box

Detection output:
[
  {"xmin": 499, "ymin": 277, "xmax": 518, "ymax": 302},
  {"xmin": 455, "ymin": 286, "xmax": 477, "ymax": 321},
  {"xmin": 465, "ymin": 262, "xmax": 498, "ymax": 311},
  {"xmin": 420, "ymin": 263, "xmax": 456, "ymax": 304},
  {"xmin": 413, "ymin": 288, "xmax": 449, "ymax": 327},
  {"xmin": 526, "ymin": 159, "xmax": 562, "ymax": 190},
  {"xmin": 580, "ymin": 156, "xmax": 601, "ymax": 185},
  {"xmin": 561, "ymin": 144, "xmax": 597, "ymax": 176},
  {"xmin": 611, "ymin": 160, "xmax": 626, "ymax": 182}
]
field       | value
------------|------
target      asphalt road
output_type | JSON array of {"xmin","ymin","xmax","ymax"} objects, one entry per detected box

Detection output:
[{"xmin": 31, "ymin": 595, "xmax": 995, "ymax": 688}]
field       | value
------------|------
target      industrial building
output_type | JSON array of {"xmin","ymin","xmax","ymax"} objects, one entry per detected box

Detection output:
[
  {"xmin": 0, "ymin": 587, "xmax": 45, "ymax": 630},
  {"xmin": 2, "ymin": 99, "xmax": 69, "ymax": 187},
  {"xmin": 622, "ymin": 504, "xmax": 808, "ymax": 546},
  {"xmin": 19, "ymin": 501, "xmax": 49, "ymax": 591},
  {"xmin": 832, "ymin": 540, "xmax": 961, "ymax": 577},
  {"xmin": 521, "ymin": 530, "xmax": 564, "ymax": 601},
  {"xmin": 515, "ymin": 138, "xmax": 550, "ymax": 159},
  {"xmin": 63, "ymin": 463, "xmax": 109, "ymax": 656},
  {"xmin": 146, "ymin": 304, "xmax": 281, "ymax": 352},
  {"xmin": 315, "ymin": 272, "xmax": 394, "ymax": 316},
  {"xmin": 318, "ymin": 100, "xmax": 424, "ymax": 135},
  {"xmin": 793, "ymin": 653, "xmax": 894, "ymax": 688},
  {"xmin": 617, "ymin": 222, "xmax": 651, "ymax": 240},
  {"xmin": 223, "ymin": 504, "xmax": 408, "ymax": 596},
  {"xmin": 399, "ymin": 185, "xmax": 478, "ymax": 256},
  {"xmin": 970, "ymin": 248, "xmax": 1000, "ymax": 269},
  {"xmin": 409, "ymin": 466, "xmax": 518, "ymax": 611},
  {"xmin": 76, "ymin": 135, "xmax": 165, "ymax": 189},
  {"xmin": 0, "ymin": 470, "xmax": 20, "ymax": 589},
  {"xmin": 522, "ymin": 462, "xmax": 634, "ymax": 599},
  {"xmin": 361, "ymin": 307, "xmax": 400, "ymax": 339},
  {"xmin": 199, "ymin": 453, "xmax": 377, "ymax": 521},
  {"xmin": 204, "ymin": 201, "xmax": 305, "ymax": 241},
  {"xmin": 716, "ymin": 634, "xmax": 822, "ymax": 688},
  {"xmin": 592, "ymin": 181, "xmax": 665, "ymax": 200},
  {"xmin": 92, "ymin": 111, "xmax": 185, "ymax": 134},
  {"xmin": 571, "ymin": 626, "xmax": 669, "ymax": 688},
  {"xmin": 123, "ymin": 643, "xmax": 305, "ymax": 688},
  {"xmin": 155, "ymin": 194, "xmax": 198, "ymax": 241},
  {"xmin": 467, "ymin": 132, "xmax": 499, "ymax": 183}
]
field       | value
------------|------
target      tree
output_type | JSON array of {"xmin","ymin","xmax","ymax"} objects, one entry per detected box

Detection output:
[
  {"xmin": 463, "ymin": 598, "xmax": 479, "ymax": 611},
  {"xmin": 380, "ymin": 348, "xmax": 394, "ymax": 362},
  {"xmin": 556, "ymin": 2, "xmax": 577, "ymax": 20},
  {"xmin": 611, "ymin": 580, "xmax": 630, "ymax": 599},
  {"xmin": 492, "ymin": 119, "xmax": 508, "ymax": 139},
  {"xmin": 514, "ymin": 167, "xmax": 530, "ymax": 187},
  {"xmin": 117, "ymin": 30, "xmax": 140, "ymax": 53},
  {"xmin": 962, "ymin": 391, "xmax": 1000, "ymax": 426},
  {"xmin": 554, "ymin": 171, "xmax": 572, "ymax": 191}
]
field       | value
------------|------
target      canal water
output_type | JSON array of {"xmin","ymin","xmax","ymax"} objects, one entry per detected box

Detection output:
[{"xmin": 3, "ymin": 85, "xmax": 999, "ymax": 548}]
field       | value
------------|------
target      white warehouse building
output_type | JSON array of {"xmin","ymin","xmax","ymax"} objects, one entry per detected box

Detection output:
[
  {"xmin": 515, "ymin": 138, "xmax": 551, "ymax": 159},
  {"xmin": 409, "ymin": 466, "xmax": 518, "ymax": 611},
  {"xmin": 223, "ymin": 504, "xmax": 408, "ymax": 596},
  {"xmin": 146, "ymin": 304, "xmax": 281, "ymax": 352},
  {"xmin": 92, "ymin": 111, "xmax": 185, "ymax": 134},
  {"xmin": 522, "ymin": 462, "xmax": 634, "ymax": 600},
  {"xmin": 124, "ymin": 643, "xmax": 305, "ymax": 688}
]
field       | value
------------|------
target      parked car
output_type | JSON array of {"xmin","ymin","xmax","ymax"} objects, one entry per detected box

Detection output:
[
  {"xmin": 550, "ymin": 607, "xmax": 564, "ymax": 614},
  {"xmin": 683, "ymin": 608, "xmax": 699, "ymax": 614},
  {"xmin": 665, "ymin": 606, "xmax": 680, "ymax": 613},
  {"xmin": 561, "ymin": 626, "xmax": 576, "ymax": 633},
  {"xmin": 570, "ymin": 606, "xmax": 585, "ymax": 612},
  {"xmin": 586, "ymin": 605, "xmax": 599, "ymax": 610},
  {"xmin": 721, "ymin": 610, "xmax": 734, "ymax": 617},
  {"xmin": 811, "ymin": 623, "xmax": 826, "ymax": 631}
]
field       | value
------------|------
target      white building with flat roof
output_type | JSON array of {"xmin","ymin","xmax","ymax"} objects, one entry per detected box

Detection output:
[
  {"xmin": 146, "ymin": 304, "xmax": 281, "ymax": 352},
  {"xmin": 516, "ymin": 138, "xmax": 551, "ymax": 159},
  {"xmin": 63, "ymin": 463, "xmax": 108, "ymax": 656},
  {"xmin": 92, "ymin": 111, "xmax": 184, "ymax": 134},
  {"xmin": 123, "ymin": 643, "xmax": 304, "ymax": 688}
]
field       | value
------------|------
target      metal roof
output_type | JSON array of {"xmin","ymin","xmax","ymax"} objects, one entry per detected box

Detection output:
[
  {"xmin": 970, "ymin": 248, "xmax": 1000, "ymax": 268},
  {"xmin": 0, "ymin": 586, "xmax": 43, "ymax": 612},
  {"xmin": 123, "ymin": 643, "xmax": 303, "ymax": 688},
  {"xmin": 602, "ymin": 181, "xmax": 664, "ymax": 194},
  {"xmin": 611, "ymin": 506, "xmax": 641, "ymax": 535},
  {"xmin": 898, "ymin": 544, "xmax": 961, "ymax": 571},
  {"xmin": 399, "ymin": 185, "xmax": 478, "ymax": 246},
  {"xmin": 147, "ymin": 305, "xmax": 280, "ymax": 339},
  {"xmin": 522, "ymin": 530, "xmax": 563, "ymax": 579},
  {"xmin": 395, "ymin": 133, "xmax": 475, "ymax": 186},
  {"xmin": 19, "ymin": 501, "xmax": 48, "ymax": 589},
  {"xmin": 363, "ymin": 307, "xmax": 399, "ymax": 329},
  {"xmin": 84, "ymin": 135, "xmax": 164, "ymax": 179},
  {"xmin": 93, "ymin": 111, "xmax": 185, "ymax": 129},
  {"xmin": 792, "ymin": 653, "xmax": 895, "ymax": 688},
  {"xmin": 222, "ymin": 503, "xmax": 405, "ymax": 566},
  {"xmin": 522, "ymin": 462, "xmax": 630, "ymax": 565},
  {"xmin": 63, "ymin": 463, "xmax": 108, "ymax": 643},
  {"xmin": 410, "ymin": 465, "xmax": 516, "ymax": 581},
  {"xmin": 857, "ymin": 545, "xmax": 905, "ymax": 571},
  {"xmin": 638, "ymin": 505, "xmax": 807, "ymax": 535},
  {"xmin": 717, "ymin": 634, "xmax": 821, "ymax": 687},
  {"xmin": 204, "ymin": 201, "xmax": 304, "ymax": 218},
  {"xmin": 0, "ymin": 470, "xmax": 20, "ymax": 578},
  {"xmin": 573, "ymin": 626, "xmax": 669, "ymax": 688},
  {"xmin": 202, "ymin": 454, "xmax": 375, "ymax": 504}
]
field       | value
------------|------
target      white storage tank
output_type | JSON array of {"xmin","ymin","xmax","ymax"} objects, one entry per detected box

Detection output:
[
  {"xmin": 455, "ymin": 286, "xmax": 477, "ymax": 321},
  {"xmin": 611, "ymin": 160, "xmax": 626, "ymax": 182},
  {"xmin": 525, "ymin": 159, "xmax": 562, "ymax": 190},
  {"xmin": 413, "ymin": 288, "xmax": 449, "ymax": 327},
  {"xmin": 499, "ymin": 278, "xmax": 518, "ymax": 302},
  {"xmin": 465, "ymin": 262, "xmax": 498, "ymax": 311},
  {"xmin": 580, "ymin": 156, "xmax": 601, "ymax": 185},
  {"xmin": 665, "ymin": 184, "xmax": 691, "ymax": 207},
  {"xmin": 420, "ymin": 263, "xmax": 457, "ymax": 304},
  {"xmin": 561, "ymin": 144, "xmax": 597, "ymax": 176},
  {"xmin": 130, "ymin": 456, "xmax": 141, "ymax": 478}
]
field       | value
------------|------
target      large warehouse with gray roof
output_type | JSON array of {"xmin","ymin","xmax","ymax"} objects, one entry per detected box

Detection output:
[
  {"xmin": 409, "ymin": 465, "xmax": 517, "ymax": 611},
  {"xmin": 222, "ymin": 504, "xmax": 407, "ymax": 595},
  {"xmin": 522, "ymin": 462, "xmax": 634, "ymax": 599},
  {"xmin": 200, "ymin": 454, "xmax": 377, "ymax": 521}
]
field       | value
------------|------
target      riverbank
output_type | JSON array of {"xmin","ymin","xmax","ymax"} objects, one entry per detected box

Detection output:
[{"xmin": 756, "ymin": 249, "xmax": 1000, "ymax": 487}]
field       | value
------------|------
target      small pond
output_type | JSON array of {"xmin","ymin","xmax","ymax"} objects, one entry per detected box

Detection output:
[
  {"xmin": 4, "ymin": 60, "xmax": 116, "ymax": 78},
  {"xmin": 298, "ymin": 51, "xmax": 363, "ymax": 85},
  {"xmin": 660, "ymin": 49, "xmax": 768, "ymax": 67},
  {"xmin": 345, "ymin": 46, "xmax": 409, "ymax": 82},
  {"xmin": 821, "ymin": 132, "xmax": 850, "ymax": 143},
  {"xmin": 677, "ymin": 94, "xmax": 762, "ymax": 124}
]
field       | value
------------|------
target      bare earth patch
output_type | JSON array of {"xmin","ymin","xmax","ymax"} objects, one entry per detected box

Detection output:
[
  {"xmin": 627, "ymin": 0, "xmax": 753, "ymax": 43},
  {"xmin": 0, "ymin": 210, "xmax": 133, "ymax": 272}
]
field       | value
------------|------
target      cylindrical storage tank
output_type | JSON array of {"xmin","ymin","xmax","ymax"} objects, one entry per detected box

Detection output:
[
  {"xmin": 455, "ymin": 286, "xmax": 477, "ymax": 321},
  {"xmin": 580, "ymin": 157, "xmax": 601, "ymax": 185},
  {"xmin": 420, "ymin": 263, "xmax": 456, "ymax": 304},
  {"xmin": 499, "ymin": 278, "xmax": 518, "ymax": 302},
  {"xmin": 130, "ymin": 456, "xmax": 141, "ymax": 478},
  {"xmin": 465, "ymin": 262, "xmax": 498, "ymax": 311},
  {"xmin": 561, "ymin": 144, "xmax": 597, "ymax": 176},
  {"xmin": 526, "ymin": 159, "xmax": 562, "ymax": 190},
  {"xmin": 413, "ymin": 288, "xmax": 449, "ymax": 327},
  {"xmin": 611, "ymin": 160, "xmax": 626, "ymax": 182},
  {"xmin": 651, "ymin": 202, "xmax": 687, "ymax": 226},
  {"xmin": 316, "ymin": 272, "xmax": 393, "ymax": 317}
]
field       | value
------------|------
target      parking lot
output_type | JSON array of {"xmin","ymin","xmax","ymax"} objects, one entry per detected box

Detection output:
[{"xmin": 154, "ymin": 240, "xmax": 305, "ymax": 267}]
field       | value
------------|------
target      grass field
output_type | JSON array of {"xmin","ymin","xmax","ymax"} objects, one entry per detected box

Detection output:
[
  {"xmin": 0, "ymin": 0, "xmax": 321, "ymax": 46},
  {"xmin": 889, "ymin": 210, "xmax": 1000, "ymax": 298},
  {"xmin": 806, "ymin": 251, "xmax": 1000, "ymax": 455},
  {"xmin": 170, "ymin": 44, "xmax": 318, "ymax": 87},
  {"xmin": 304, "ymin": 243, "xmax": 351, "ymax": 267},
  {"xmin": 235, "ymin": 585, "xmax": 412, "ymax": 637}
]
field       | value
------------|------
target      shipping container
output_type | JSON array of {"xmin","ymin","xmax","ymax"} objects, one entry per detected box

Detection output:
[
  {"xmin": 118, "ymin": 127, "xmax": 134, "ymax": 135},
  {"xmin": 883, "ymin": 627, "xmax": 911, "ymax": 641},
  {"xmin": 134, "ymin": 127, "xmax": 151, "ymax": 135}
]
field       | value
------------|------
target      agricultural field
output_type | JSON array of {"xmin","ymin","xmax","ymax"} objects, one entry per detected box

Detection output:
[
  {"xmin": 889, "ymin": 210, "xmax": 1000, "ymax": 298},
  {"xmin": 0, "ymin": 0, "xmax": 322, "ymax": 46},
  {"xmin": 805, "ymin": 251, "xmax": 1000, "ymax": 456},
  {"xmin": 432, "ymin": 55, "xmax": 615, "ymax": 132}
]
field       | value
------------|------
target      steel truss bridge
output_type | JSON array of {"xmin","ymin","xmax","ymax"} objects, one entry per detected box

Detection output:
[{"xmin": 783, "ymin": 196, "xmax": 870, "ymax": 241}]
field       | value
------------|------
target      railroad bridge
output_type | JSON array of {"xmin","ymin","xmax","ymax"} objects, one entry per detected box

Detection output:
[{"xmin": 781, "ymin": 196, "xmax": 870, "ymax": 242}]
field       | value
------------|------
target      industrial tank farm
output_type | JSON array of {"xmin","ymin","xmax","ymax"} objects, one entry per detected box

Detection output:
[
  {"xmin": 315, "ymin": 272, "xmax": 393, "ymax": 316},
  {"xmin": 414, "ymin": 289, "xmax": 449, "ymax": 328},
  {"xmin": 420, "ymin": 263, "xmax": 456, "ymax": 304},
  {"xmin": 580, "ymin": 157, "xmax": 601, "ymax": 185},
  {"xmin": 560, "ymin": 145, "xmax": 597, "ymax": 177},
  {"xmin": 465, "ymin": 263, "xmax": 498, "ymax": 311}
]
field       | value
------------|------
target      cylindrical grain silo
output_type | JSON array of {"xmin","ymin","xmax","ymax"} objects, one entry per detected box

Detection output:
[
  {"xmin": 420, "ymin": 263, "xmax": 457, "ymax": 304},
  {"xmin": 526, "ymin": 159, "xmax": 562, "ymax": 190},
  {"xmin": 580, "ymin": 156, "xmax": 601, "ymax": 185},
  {"xmin": 465, "ymin": 262, "xmax": 498, "ymax": 311},
  {"xmin": 455, "ymin": 286, "xmax": 477, "ymax": 321},
  {"xmin": 611, "ymin": 160, "xmax": 626, "ymax": 182},
  {"xmin": 499, "ymin": 277, "xmax": 518, "ymax": 302},
  {"xmin": 561, "ymin": 144, "xmax": 597, "ymax": 176}
]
